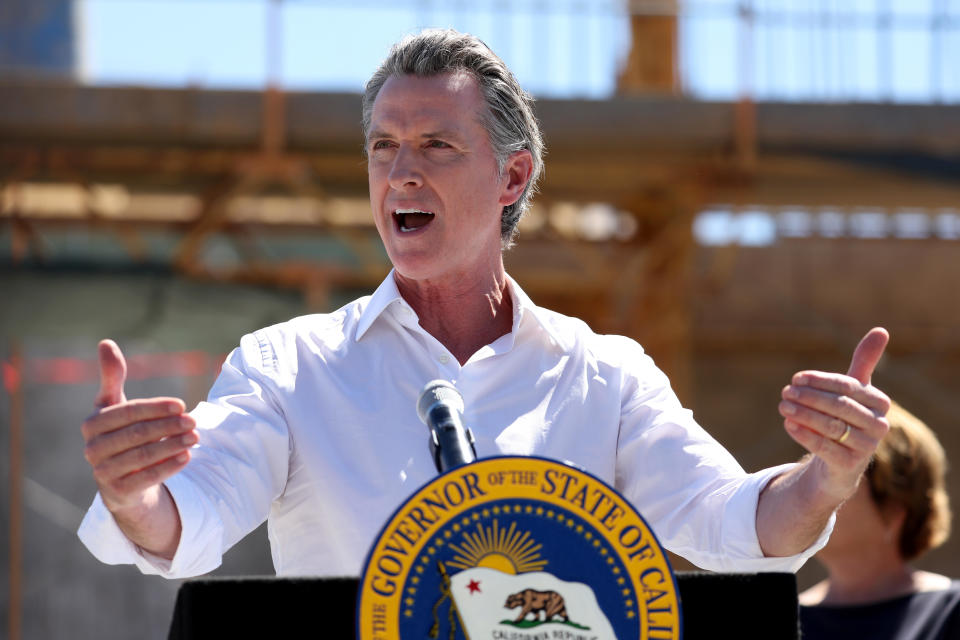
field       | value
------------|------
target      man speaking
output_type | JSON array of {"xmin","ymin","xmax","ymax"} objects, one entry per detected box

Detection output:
[{"xmin": 78, "ymin": 29, "xmax": 891, "ymax": 578}]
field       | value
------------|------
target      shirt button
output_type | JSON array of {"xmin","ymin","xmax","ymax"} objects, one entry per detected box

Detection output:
[{"xmin": 438, "ymin": 354, "xmax": 450, "ymax": 364}]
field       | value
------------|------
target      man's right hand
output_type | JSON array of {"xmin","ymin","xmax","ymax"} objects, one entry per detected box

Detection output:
[{"xmin": 81, "ymin": 339, "xmax": 196, "ymax": 558}]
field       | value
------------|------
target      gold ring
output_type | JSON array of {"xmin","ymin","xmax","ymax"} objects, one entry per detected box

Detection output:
[{"xmin": 836, "ymin": 423, "xmax": 852, "ymax": 444}]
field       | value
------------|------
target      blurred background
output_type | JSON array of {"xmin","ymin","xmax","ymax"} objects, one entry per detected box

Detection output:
[{"xmin": 2, "ymin": 0, "xmax": 959, "ymax": 638}]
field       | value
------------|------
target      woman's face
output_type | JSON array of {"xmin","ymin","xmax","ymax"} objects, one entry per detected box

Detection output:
[{"xmin": 818, "ymin": 479, "xmax": 901, "ymax": 562}]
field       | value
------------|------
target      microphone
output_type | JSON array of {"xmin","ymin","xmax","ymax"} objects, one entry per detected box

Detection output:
[{"xmin": 416, "ymin": 380, "xmax": 477, "ymax": 473}]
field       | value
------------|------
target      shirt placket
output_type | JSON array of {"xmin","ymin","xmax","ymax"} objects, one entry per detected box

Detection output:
[{"xmin": 393, "ymin": 301, "xmax": 461, "ymax": 379}]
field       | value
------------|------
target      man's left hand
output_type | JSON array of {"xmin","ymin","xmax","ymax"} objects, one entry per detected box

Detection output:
[{"xmin": 778, "ymin": 327, "xmax": 891, "ymax": 501}]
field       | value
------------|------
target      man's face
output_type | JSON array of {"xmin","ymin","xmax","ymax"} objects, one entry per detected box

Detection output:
[{"xmin": 366, "ymin": 71, "xmax": 516, "ymax": 284}]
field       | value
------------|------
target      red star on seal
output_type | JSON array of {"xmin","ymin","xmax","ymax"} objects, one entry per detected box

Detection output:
[{"xmin": 467, "ymin": 579, "xmax": 481, "ymax": 594}]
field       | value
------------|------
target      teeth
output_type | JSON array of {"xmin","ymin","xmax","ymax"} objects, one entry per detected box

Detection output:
[{"xmin": 394, "ymin": 209, "xmax": 435, "ymax": 233}]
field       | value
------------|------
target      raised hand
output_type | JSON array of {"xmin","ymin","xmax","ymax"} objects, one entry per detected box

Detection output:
[
  {"xmin": 81, "ymin": 340, "xmax": 196, "ymax": 519},
  {"xmin": 779, "ymin": 327, "xmax": 891, "ymax": 498}
]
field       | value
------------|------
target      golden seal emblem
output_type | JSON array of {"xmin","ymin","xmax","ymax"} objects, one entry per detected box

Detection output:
[{"xmin": 357, "ymin": 456, "xmax": 681, "ymax": 640}]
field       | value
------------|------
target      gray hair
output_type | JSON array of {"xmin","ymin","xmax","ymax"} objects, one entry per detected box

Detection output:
[{"xmin": 362, "ymin": 28, "xmax": 544, "ymax": 247}]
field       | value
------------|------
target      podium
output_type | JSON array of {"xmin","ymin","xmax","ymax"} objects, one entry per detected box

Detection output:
[{"xmin": 167, "ymin": 572, "xmax": 799, "ymax": 639}]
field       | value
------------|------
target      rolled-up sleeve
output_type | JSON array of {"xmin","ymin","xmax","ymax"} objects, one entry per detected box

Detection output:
[
  {"xmin": 78, "ymin": 330, "xmax": 291, "ymax": 578},
  {"xmin": 614, "ymin": 345, "xmax": 832, "ymax": 573},
  {"xmin": 716, "ymin": 462, "xmax": 834, "ymax": 572}
]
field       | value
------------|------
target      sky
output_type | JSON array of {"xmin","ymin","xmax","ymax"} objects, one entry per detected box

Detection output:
[
  {"xmin": 78, "ymin": 0, "xmax": 960, "ymax": 102},
  {"xmin": 78, "ymin": 0, "xmax": 630, "ymax": 97},
  {"xmin": 71, "ymin": 0, "xmax": 960, "ymax": 246}
]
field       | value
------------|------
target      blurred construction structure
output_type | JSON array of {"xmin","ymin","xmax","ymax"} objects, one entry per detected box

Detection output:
[{"xmin": 2, "ymin": 1, "xmax": 960, "ymax": 639}]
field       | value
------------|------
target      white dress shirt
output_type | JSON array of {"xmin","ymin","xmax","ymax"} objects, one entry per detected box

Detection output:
[{"xmin": 78, "ymin": 271, "xmax": 831, "ymax": 578}]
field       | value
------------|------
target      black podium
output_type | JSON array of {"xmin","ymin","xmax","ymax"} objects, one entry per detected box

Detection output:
[{"xmin": 167, "ymin": 572, "xmax": 798, "ymax": 639}]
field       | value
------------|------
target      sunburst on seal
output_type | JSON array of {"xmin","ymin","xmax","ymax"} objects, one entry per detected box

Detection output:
[{"xmin": 445, "ymin": 518, "xmax": 548, "ymax": 574}]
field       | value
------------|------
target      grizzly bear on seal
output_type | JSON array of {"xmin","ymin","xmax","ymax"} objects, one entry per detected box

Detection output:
[{"xmin": 504, "ymin": 589, "xmax": 569, "ymax": 623}]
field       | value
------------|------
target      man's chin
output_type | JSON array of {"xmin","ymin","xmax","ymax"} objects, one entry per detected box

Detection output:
[{"xmin": 389, "ymin": 255, "xmax": 444, "ymax": 283}]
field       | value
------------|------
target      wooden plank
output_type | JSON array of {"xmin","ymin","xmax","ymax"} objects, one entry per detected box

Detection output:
[{"xmin": 4, "ymin": 82, "xmax": 960, "ymax": 156}]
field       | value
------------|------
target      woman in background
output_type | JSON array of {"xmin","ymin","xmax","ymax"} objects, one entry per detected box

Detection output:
[{"xmin": 800, "ymin": 401, "xmax": 960, "ymax": 639}]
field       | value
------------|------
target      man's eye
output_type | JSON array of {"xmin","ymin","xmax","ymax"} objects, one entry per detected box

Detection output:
[
  {"xmin": 427, "ymin": 140, "xmax": 450, "ymax": 149},
  {"xmin": 371, "ymin": 140, "xmax": 393, "ymax": 151}
]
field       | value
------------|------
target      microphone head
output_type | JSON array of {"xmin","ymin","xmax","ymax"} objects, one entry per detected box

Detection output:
[{"xmin": 416, "ymin": 380, "xmax": 464, "ymax": 424}]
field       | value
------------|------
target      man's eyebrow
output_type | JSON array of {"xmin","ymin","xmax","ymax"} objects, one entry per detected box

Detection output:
[
  {"xmin": 366, "ymin": 129, "xmax": 393, "ymax": 142},
  {"xmin": 366, "ymin": 128, "xmax": 466, "ymax": 144},
  {"xmin": 420, "ymin": 129, "xmax": 463, "ymax": 141}
]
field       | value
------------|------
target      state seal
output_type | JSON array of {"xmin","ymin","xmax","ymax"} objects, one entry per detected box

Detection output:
[{"xmin": 357, "ymin": 456, "xmax": 681, "ymax": 640}]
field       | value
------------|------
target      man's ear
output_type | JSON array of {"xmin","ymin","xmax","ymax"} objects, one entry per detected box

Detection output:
[{"xmin": 498, "ymin": 149, "xmax": 534, "ymax": 207}]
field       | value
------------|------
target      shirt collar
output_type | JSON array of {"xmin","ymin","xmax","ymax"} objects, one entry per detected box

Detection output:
[
  {"xmin": 355, "ymin": 269, "xmax": 406, "ymax": 341},
  {"xmin": 505, "ymin": 273, "xmax": 572, "ymax": 351},
  {"xmin": 354, "ymin": 269, "xmax": 571, "ymax": 351}
]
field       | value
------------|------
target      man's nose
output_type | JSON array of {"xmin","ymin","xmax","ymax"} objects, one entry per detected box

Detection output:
[{"xmin": 387, "ymin": 146, "xmax": 424, "ymax": 190}]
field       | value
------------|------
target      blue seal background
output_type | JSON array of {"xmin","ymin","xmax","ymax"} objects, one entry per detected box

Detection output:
[{"xmin": 398, "ymin": 497, "xmax": 639, "ymax": 639}]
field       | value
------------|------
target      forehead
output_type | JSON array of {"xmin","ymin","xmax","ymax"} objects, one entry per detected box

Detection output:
[{"xmin": 369, "ymin": 71, "xmax": 487, "ymax": 134}]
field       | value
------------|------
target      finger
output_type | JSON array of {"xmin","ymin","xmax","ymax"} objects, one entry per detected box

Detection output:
[
  {"xmin": 846, "ymin": 327, "xmax": 889, "ymax": 386},
  {"xmin": 84, "ymin": 414, "xmax": 196, "ymax": 464},
  {"xmin": 783, "ymin": 418, "xmax": 862, "ymax": 471},
  {"xmin": 779, "ymin": 399, "xmax": 882, "ymax": 450},
  {"xmin": 101, "ymin": 452, "xmax": 192, "ymax": 502},
  {"xmin": 95, "ymin": 339, "xmax": 128, "ymax": 409},
  {"xmin": 92, "ymin": 430, "xmax": 197, "ymax": 481},
  {"xmin": 82, "ymin": 397, "xmax": 186, "ymax": 441},
  {"xmin": 788, "ymin": 372, "xmax": 891, "ymax": 416},
  {"xmin": 781, "ymin": 384, "xmax": 889, "ymax": 435}
]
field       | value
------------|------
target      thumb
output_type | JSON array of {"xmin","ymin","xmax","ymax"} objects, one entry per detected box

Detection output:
[
  {"xmin": 95, "ymin": 339, "xmax": 128, "ymax": 408},
  {"xmin": 847, "ymin": 327, "xmax": 889, "ymax": 386}
]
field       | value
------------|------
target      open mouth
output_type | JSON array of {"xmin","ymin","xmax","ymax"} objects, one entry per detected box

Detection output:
[{"xmin": 393, "ymin": 209, "xmax": 435, "ymax": 233}]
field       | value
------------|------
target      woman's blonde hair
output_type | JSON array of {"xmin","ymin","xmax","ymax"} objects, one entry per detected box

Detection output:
[{"xmin": 866, "ymin": 401, "xmax": 951, "ymax": 560}]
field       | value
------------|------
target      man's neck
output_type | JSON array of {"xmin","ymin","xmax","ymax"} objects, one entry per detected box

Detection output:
[{"xmin": 394, "ymin": 264, "xmax": 514, "ymax": 365}]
